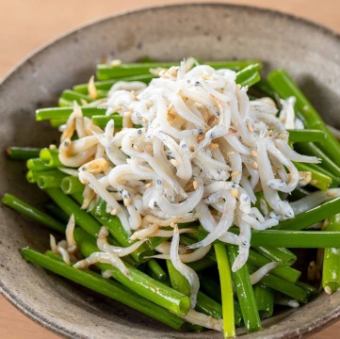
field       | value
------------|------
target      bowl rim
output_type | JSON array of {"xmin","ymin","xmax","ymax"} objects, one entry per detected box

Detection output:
[{"xmin": 1, "ymin": 2, "xmax": 340, "ymax": 338}]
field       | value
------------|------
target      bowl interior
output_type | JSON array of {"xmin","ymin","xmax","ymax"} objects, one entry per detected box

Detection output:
[{"xmin": 1, "ymin": 4, "xmax": 340, "ymax": 339}]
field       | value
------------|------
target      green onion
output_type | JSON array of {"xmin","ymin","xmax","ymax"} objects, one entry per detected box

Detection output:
[
  {"xmin": 295, "ymin": 142, "xmax": 340, "ymax": 178},
  {"xmin": 36, "ymin": 171, "xmax": 66, "ymax": 190},
  {"xmin": 91, "ymin": 115, "xmax": 123, "ymax": 129},
  {"xmin": 167, "ymin": 260, "xmax": 191, "ymax": 296},
  {"xmin": 288, "ymin": 129, "xmax": 326, "ymax": 144},
  {"xmin": 276, "ymin": 197, "xmax": 340, "ymax": 230},
  {"xmin": 39, "ymin": 147, "xmax": 61, "ymax": 167},
  {"xmin": 322, "ymin": 214, "xmax": 340, "ymax": 294},
  {"xmin": 58, "ymin": 98, "xmax": 72, "ymax": 107},
  {"xmin": 27, "ymin": 158, "xmax": 51, "ymax": 172},
  {"xmin": 1, "ymin": 193, "xmax": 65, "ymax": 233},
  {"xmin": 196, "ymin": 292, "xmax": 222, "ymax": 320},
  {"xmin": 44, "ymin": 203, "xmax": 69, "ymax": 223},
  {"xmin": 227, "ymin": 245, "xmax": 261, "ymax": 332},
  {"xmin": 6, "ymin": 147, "xmax": 41, "ymax": 160},
  {"xmin": 26, "ymin": 170, "xmax": 38, "ymax": 183},
  {"xmin": 254, "ymin": 286, "xmax": 274, "ymax": 319},
  {"xmin": 75, "ymin": 228, "xmax": 190, "ymax": 316},
  {"xmin": 214, "ymin": 243, "xmax": 236, "ymax": 336},
  {"xmin": 259, "ymin": 274, "xmax": 308, "ymax": 303},
  {"xmin": 36, "ymin": 107, "xmax": 106, "ymax": 122},
  {"xmin": 60, "ymin": 90, "xmax": 92, "ymax": 104},
  {"xmin": 46, "ymin": 188, "xmax": 100, "ymax": 236},
  {"xmin": 255, "ymin": 246, "xmax": 297, "ymax": 266},
  {"xmin": 251, "ymin": 230, "xmax": 340, "ymax": 248},
  {"xmin": 248, "ymin": 250, "xmax": 300, "ymax": 283},
  {"xmin": 96, "ymin": 60, "xmax": 261, "ymax": 80},
  {"xmin": 73, "ymin": 74, "xmax": 154, "ymax": 94},
  {"xmin": 147, "ymin": 259, "xmax": 167, "ymax": 282},
  {"xmin": 268, "ymin": 69, "xmax": 340, "ymax": 166},
  {"xmin": 61, "ymin": 176, "xmax": 84, "ymax": 195},
  {"xmin": 21, "ymin": 248, "xmax": 184, "ymax": 330},
  {"xmin": 295, "ymin": 162, "xmax": 332, "ymax": 190},
  {"xmin": 235, "ymin": 63, "xmax": 262, "ymax": 87},
  {"xmin": 189, "ymin": 257, "xmax": 216, "ymax": 272}
]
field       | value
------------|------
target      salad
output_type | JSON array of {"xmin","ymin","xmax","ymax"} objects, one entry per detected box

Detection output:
[{"xmin": 3, "ymin": 58, "xmax": 340, "ymax": 337}]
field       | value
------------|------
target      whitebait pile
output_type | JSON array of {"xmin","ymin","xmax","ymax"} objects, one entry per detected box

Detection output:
[{"xmin": 58, "ymin": 59, "xmax": 319, "ymax": 300}]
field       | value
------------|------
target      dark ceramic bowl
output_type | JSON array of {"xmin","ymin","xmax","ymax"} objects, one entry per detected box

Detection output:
[{"xmin": 1, "ymin": 3, "xmax": 340, "ymax": 338}]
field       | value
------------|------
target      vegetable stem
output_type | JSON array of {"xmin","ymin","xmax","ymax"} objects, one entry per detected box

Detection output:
[
  {"xmin": 1, "ymin": 193, "xmax": 65, "ymax": 233},
  {"xmin": 276, "ymin": 197, "xmax": 340, "ymax": 230},
  {"xmin": 322, "ymin": 214, "xmax": 340, "ymax": 294},
  {"xmin": 75, "ymin": 228, "xmax": 190, "ymax": 316},
  {"xmin": 6, "ymin": 147, "xmax": 41, "ymax": 160},
  {"xmin": 214, "ymin": 243, "xmax": 236, "ymax": 338},
  {"xmin": 254, "ymin": 286, "xmax": 274, "ymax": 319},
  {"xmin": 21, "ymin": 248, "xmax": 184, "ymax": 329},
  {"xmin": 268, "ymin": 69, "xmax": 340, "ymax": 166},
  {"xmin": 228, "ymin": 245, "xmax": 261, "ymax": 332}
]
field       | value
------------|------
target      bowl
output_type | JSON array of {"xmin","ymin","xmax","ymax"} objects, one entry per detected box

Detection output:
[{"xmin": 1, "ymin": 3, "xmax": 340, "ymax": 338}]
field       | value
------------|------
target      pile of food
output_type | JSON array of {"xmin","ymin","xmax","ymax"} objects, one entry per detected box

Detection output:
[{"xmin": 3, "ymin": 58, "xmax": 340, "ymax": 337}]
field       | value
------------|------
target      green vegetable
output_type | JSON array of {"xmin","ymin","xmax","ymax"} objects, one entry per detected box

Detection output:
[
  {"xmin": 255, "ymin": 246, "xmax": 297, "ymax": 266},
  {"xmin": 6, "ymin": 147, "xmax": 41, "ymax": 160},
  {"xmin": 46, "ymin": 188, "xmax": 101, "ymax": 236},
  {"xmin": 288, "ymin": 129, "xmax": 326, "ymax": 144},
  {"xmin": 60, "ymin": 90, "xmax": 92, "ymax": 104},
  {"xmin": 322, "ymin": 214, "xmax": 340, "ymax": 294},
  {"xmin": 167, "ymin": 260, "xmax": 191, "ymax": 296},
  {"xmin": 235, "ymin": 63, "xmax": 262, "ymax": 87},
  {"xmin": 196, "ymin": 292, "xmax": 222, "ymax": 320},
  {"xmin": 251, "ymin": 230, "xmax": 340, "ymax": 248},
  {"xmin": 248, "ymin": 250, "xmax": 300, "ymax": 283},
  {"xmin": 39, "ymin": 147, "xmax": 61, "ymax": 167},
  {"xmin": 295, "ymin": 162, "xmax": 332, "ymax": 190},
  {"xmin": 189, "ymin": 257, "xmax": 216, "ymax": 272},
  {"xmin": 21, "ymin": 248, "xmax": 184, "ymax": 330},
  {"xmin": 254, "ymin": 286, "xmax": 274, "ymax": 319},
  {"xmin": 227, "ymin": 245, "xmax": 261, "ymax": 332},
  {"xmin": 164, "ymin": 261, "xmax": 223, "ymax": 320},
  {"xmin": 36, "ymin": 107, "xmax": 106, "ymax": 122},
  {"xmin": 268, "ymin": 69, "xmax": 340, "ymax": 166},
  {"xmin": 214, "ymin": 243, "xmax": 236, "ymax": 337},
  {"xmin": 91, "ymin": 115, "xmax": 123, "ymax": 129},
  {"xmin": 259, "ymin": 274, "xmax": 308, "ymax": 303},
  {"xmin": 276, "ymin": 197, "xmax": 340, "ymax": 230},
  {"xmin": 75, "ymin": 228, "xmax": 190, "ymax": 316},
  {"xmin": 44, "ymin": 203, "xmax": 69, "ymax": 223},
  {"xmin": 1, "ymin": 193, "xmax": 65, "ymax": 233},
  {"xmin": 96, "ymin": 60, "xmax": 261, "ymax": 80},
  {"xmin": 147, "ymin": 259, "xmax": 167, "ymax": 282},
  {"xmin": 27, "ymin": 158, "xmax": 52, "ymax": 172},
  {"xmin": 296, "ymin": 142, "xmax": 340, "ymax": 178},
  {"xmin": 36, "ymin": 171, "xmax": 66, "ymax": 189},
  {"xmin": 73, "ymin": 74, "xmax": 154, "ymax": 94},
  {"xmin": 61, "ymin": 176, "xmax": 84, "ymax": 195}
]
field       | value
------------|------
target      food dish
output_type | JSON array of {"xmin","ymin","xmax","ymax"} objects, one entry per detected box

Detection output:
[
  {"xmin": 3, "ymin": 56, "xmax": 340, "ymax": 337},
  {"xmin": 1, "ymin": 3, "xmax": 340, "ymax": 338}
]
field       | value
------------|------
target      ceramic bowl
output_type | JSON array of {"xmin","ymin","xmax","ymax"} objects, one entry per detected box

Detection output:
[{"xmin": 1, "ymin": 3, "xmax": 340, "ymax": 338}]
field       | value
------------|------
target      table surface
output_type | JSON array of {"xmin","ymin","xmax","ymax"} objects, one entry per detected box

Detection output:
[{"xmin": 0, "ymin": 0, "xmax": 340, "ymax": 338}]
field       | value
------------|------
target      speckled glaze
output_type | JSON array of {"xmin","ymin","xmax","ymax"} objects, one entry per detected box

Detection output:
[{"xmin": 1, "ymin": 3, "xmax": 340, "ymax": 338}]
